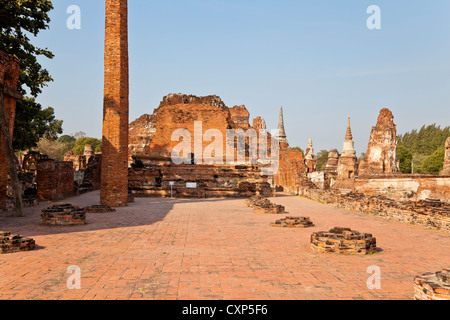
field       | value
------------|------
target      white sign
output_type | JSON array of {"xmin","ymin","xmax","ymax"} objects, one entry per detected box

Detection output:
[
  {"xmin": 186, "ymin": 182, "xmax": 197, "ymax": 189},
  {"xmin": 169, "ymin": 181, "xmax": 174, "ymax": 186}
]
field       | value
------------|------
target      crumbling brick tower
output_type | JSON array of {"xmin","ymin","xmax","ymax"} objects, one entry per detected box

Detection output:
[
  {"xmin": 101, "ymin": 0, "xmax": 129, "ymax": 207},
  {"xmin": 0, "ymin": 52, "xmax": 21, "ymax": 210}
]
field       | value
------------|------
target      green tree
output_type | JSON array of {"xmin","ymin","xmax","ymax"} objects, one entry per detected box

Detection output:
[
  {"xmin": 13, "ymin": 97, "xmax": 62, "ymax": 151},
  {"xmin": 0, "ymin": 0, "xmax": 54, "ymax": 96},
  {"xmin": 316, "ymin": 150, "xmax": 329, "ymax": 172},
  {"xmin": 58, "ymin": 135, "xmax": 76, "ymax": 144},
  {"xmin": 421, "ymin": 147, "xmax": 445, "ymax": 175},
  {"xmin": 1, "ymin": 0, "xmax": 61, "ymax": 151},
  {"xmin": 397, "ymin": 145, "xmax": 412, "ymax": 174},
  {"xmin": 72, "ymin": 137, "xmax": 102, "ymax": 155}
]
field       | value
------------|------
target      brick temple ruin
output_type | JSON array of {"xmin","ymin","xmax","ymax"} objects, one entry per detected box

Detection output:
[{"xmin": 0, "ymin": 0, "xmax": 448, "ymax": 243}]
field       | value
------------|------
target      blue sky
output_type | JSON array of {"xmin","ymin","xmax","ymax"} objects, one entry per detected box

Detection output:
[{"xmin": 33, "ymin": 0, "xmax": 450, "ymax": 154}]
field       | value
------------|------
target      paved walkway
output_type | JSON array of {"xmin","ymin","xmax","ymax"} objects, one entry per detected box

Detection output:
[{"xmin": 0, "ymin": 191, "xmax": 449, "ymax": 300}]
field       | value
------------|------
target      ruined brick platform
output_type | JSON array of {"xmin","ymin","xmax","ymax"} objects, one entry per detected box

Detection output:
[
  {"xmin": 0, "ymin": 232, "xmax": 35, "ymax": 254},
  {"xmin": 414, "ymin": 268, "xmax": 450, "ymax": 300},
  {"xmin": 83, "ymin": 204, "xmax": 116, "ymax": 214},
  {"xmin": 271, "ymin": 216, "xmax": 314, "ymax": 228},
  {"xmin": 40, "ymin": 204, "xmax": 86, "ymax": 226},
  {"xmin": 311, "ymin": 227, "xmax": 377, "ymax": 255},
  {"xmin": 246, "ymin": 195, "xmax": 285, "ymax": 214}
]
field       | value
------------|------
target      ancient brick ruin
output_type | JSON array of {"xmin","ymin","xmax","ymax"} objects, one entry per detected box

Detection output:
[
  {"xmin": 84, "ymin": 204, "xmax": 116, "ymax": 213},
  {"xmin": 41, "ymin": 204, "xmax": 86, "ymax": 226},
  {"xmin": 276, "ymin": 106, "xmax": 289, "ymax": 150},
  {"xmin": 441, "ymin": 137, "xmax": 450, "ymax": 176},
  {"xmin": 129, "ymin": 93, "xmax": 269, "ymax": 161},
  {"xmin": 304, "ymin": 138, "xmax": 317, "ymax": 173},
  {"xmin": 335, "ymin": 118, "xmax": 358, "ymax": 188},
  {"xmin": 414, "ymin": 268, "xmax": 450, "ymax": 300},
  {"xmin": 299, "ymin": 188, "xmax": 450, "ymax": 232},
  {"xmin": 311, "ymin": 227, "xmax": 377, "ymax": 255},
  {"xmin": 246, "ymin": 195, "xmax": 285, "ymax": 214},
  {"xmin": 359, "ymin": 108, "xmax": 399, "ymax": 175},
  {"xmin": 36, "ymin": 159, "xmax": 74, "ymax": 201},
  {"xmin": 0, "ymin": 232, "xmax": 35, "ymax": 254},
  {"xmin": 129, "ymin": 159, "xmax": 273, "ymax": 199},
  {"xmin": 0, "ymin": 52, "xmax": 21, "ymax": 211},
  {"xmin": 101, "ymin": 0, "xmax": 129, "ymax": 207},
  {"xmin": 271, "ymin": 216, "xmax": 314, "ymax": 228}
]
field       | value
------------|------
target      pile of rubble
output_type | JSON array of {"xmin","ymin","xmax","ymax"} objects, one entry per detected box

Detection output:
[
  {"xmin": 246, "ymin": 195, "xmax": 285, "ymax": 214},
  {"xmin": 0, "ymin": 231, "xmax": 35, "ymax": 254},
  {"xmin": 84, "ymin": 204, "xmax": 116, "ymax": 213},
  {"xmin": 310, "ymin": 227, "xmax": 377, "ymax": 255},
  {"xmin": 41, "ymin": 204, "xmax": 86, "ymax": 226},
  {"xmin": 271, "ymin": 216, "xmax": 314, "ymax": 228},
  {"xmin": 299, "ymin": 188, "xmax": 450, "ymax": 233},
  {"xmin": 414, "ymin": 268, "xmax": 450, "ymax": 300}
]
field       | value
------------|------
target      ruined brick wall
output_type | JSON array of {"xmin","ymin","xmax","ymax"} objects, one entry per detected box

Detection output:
[
  {"xmin": 79, "ymin": 154, "xmax": 102, "ymax": 193},
  {"xmin": 441, "ymin": 137, "xmax": 450, "ymax": 176},
  {"xmin": 359, "ymin": 108, "xmax": 399, "ymax": 175},
  {"xmin": 230, "ymin": 105, "xmax": 250, "ymax": 130},
  {"xmin": 0, "ymin": 52, "xmax": 20, "ymax": 210},
  {"xmin": 64, "ymin": 152, "xmax": 87, "ymax": 171},
  {"xmin": 297, "ymin": 188, "xmax": 450, "ymax": 233},
  {"xmin": 273, "ymin": 149, "xmax": 307, "ymax": 194},
  {"xmin": 129, "ymin": 94, "xmax": 270, "ymax": 163},
  {"xmin": 354, "ymin": 175, "xmax": 450, "ymax": 203},
  {"xmin": 36, "ymin": 160, "xmax": 74, "ymax": 201},
  {"xmin": 129, "ymin": 161, "xmax": 273, "ymax": 198},
  {"xmin": 101, "ymin": 0, "xmax": 129, "ymax": 207}
]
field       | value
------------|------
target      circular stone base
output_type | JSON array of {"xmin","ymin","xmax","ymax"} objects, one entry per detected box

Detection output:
[
  {"xmin": 311, "ymin": 227, "xmax": 376, "ymax": 255},
  {"xmin": 271, "ymin": 216, "xmax": 314, "ymax": 228},
  {"xmin": 414, "ymin": 268, "xmax": 450, "ymax": 300}
]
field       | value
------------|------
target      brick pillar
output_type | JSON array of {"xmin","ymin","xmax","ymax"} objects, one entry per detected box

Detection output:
[
  {"xmin": 0, "ymin": 52, "xmax": 20, "ymax": 210},
  {"xmin": 101, "ymin": 0, "xmax": 129, "ymax": 207}
]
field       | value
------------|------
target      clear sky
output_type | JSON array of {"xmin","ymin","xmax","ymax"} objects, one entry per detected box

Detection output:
[{"xmin": 32, "ymin": 0, "xmax": 450, "ymax": 155}]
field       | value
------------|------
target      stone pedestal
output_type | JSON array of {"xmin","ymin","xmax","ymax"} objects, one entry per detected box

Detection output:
[
  {"xmin": 311, "ymin": 227, "xmax": 377, "ymax": 255},
  {"xmin": 414, "ymin": 268, "xmax": 450, "ymax": 300}
]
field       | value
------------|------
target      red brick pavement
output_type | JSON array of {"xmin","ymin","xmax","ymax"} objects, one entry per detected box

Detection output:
[{"xmin": 0, "ymin": 191, "xmax": 449, "ymax": 300}]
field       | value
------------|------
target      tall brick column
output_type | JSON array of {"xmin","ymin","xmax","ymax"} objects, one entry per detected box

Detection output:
[
  {"xmin": 101, "ymin": 0, "xmax": 129, "ymax": 207},
  {"xmin": 0, "ymin": 52, "xmax": 21, "ymax": 210}
]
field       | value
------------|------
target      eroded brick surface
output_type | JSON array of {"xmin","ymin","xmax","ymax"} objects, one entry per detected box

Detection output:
[
  {"xmin": 36, "ymin": 160, "xmax": 74, "ymax": 201},
  {"xmin": 271, "ymin": 216, "xmax": 314, "ymax": 228},
  {"xmin": 101, "ymin": 0, "xmax": 129, "ymax": 207},
  {"xmin": 40, "ymin": 204, "xmax": 86, "ymax": 226},
  {"xmin": 0, "ymin": 231, "xmax": 35, "ymax": 254},
  {"xmin": 414, "ymin": 268, "xmax": 450, "ymax": 300},
  {"xmin": 0, "ymin": 51, "xmax": 20, "ymax": 210},
  {"xmin": 246, "ymin": 195, "xmax": 285, "ymax": 214},
  {"xmin": 311, "ymin": 227, "xmax": 377, "ymax": 255}
]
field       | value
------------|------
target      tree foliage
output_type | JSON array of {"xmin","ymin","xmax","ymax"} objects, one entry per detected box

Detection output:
[
  {"xmin": 397, "ymin": 124, "xmax": 449, "ymax": 174},
  {"xmin": 316, "ymin": 150, "xmax": 329, "ymax": 171},
  {"xmin": 0, "ymin": 0, "xmax": 54, "ymax": 96},
  {"xmin": 72, "ymin": 137, "xmax": 102, "ymax": 155},
  {"xmin": 1, "ymin": 0, "xmax": 62, "ymax": 152},
  {"xmin": 12, "ymin": 97, "xmax": 62, "ymax": 151},
  {"xmin": 421, "ymin": 147, "xmax": 445, "ymax": 175}
]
